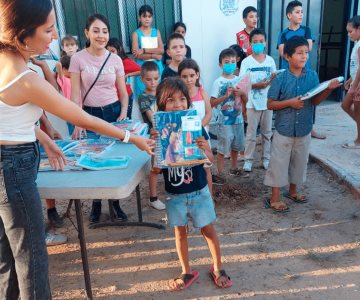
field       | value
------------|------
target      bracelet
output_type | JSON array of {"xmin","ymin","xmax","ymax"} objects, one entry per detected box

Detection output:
[{"xmin": 122, "ymin": 130, "xmax": 131, "ymax": 143}]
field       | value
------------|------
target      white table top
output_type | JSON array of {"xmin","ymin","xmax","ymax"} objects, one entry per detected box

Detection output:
[{"xmin": 36, "ymin": 143, "xmax": 151, "ymax": 200}]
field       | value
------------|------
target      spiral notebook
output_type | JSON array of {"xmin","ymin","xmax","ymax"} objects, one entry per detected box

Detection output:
[{"xmin": 152, "ymin": 110, "xmax": 210, "ymax": 168}]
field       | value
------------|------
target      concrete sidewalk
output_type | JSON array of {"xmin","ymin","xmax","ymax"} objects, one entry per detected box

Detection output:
[{"xmin": 310, "ymin": 102, "xmax": 360, "ymax": 198}]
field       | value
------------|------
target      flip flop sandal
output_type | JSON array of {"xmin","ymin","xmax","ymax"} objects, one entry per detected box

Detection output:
[
  {"xmin": 264, "ymin": 199, "xmax": 289, "ymax": 213},
  {"xmin": 283, "ymin": 192, "xmax": 307, "ymax": 203},
  {"xmin": 342, "ymin": 142, "xmax": 360, "ymax": 149},
  {"xmin": 209, "ymin": 266, "xmax": 233, "ymax": 288},
  {"xmin": 170, "ymin": 270, "xmax": 199, "ymax": 291},
  {"xmin": 311, "ymin": 132, "xmax": 326, "ymax": 139}
]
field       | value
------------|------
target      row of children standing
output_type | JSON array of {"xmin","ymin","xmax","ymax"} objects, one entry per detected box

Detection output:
[
  {"xmin": 232, "ymin": 2, "xmax": 341, "ymax": 213},
  {"xmin": 46, "ymin": 5, "xmax": 233, "ymax": 291},
  {"xmin": 51, "ymin": 1, "xmax": 343, "ymax": 291}
]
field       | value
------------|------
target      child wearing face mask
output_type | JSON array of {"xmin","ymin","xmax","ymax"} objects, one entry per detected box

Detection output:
[
  {"xmin": 210, "ymin": 48, "xmax": 248, "ymax": 185},
  {"xmin": 240, "ymin": 29, "xmax": 276, "ymax": 173}
]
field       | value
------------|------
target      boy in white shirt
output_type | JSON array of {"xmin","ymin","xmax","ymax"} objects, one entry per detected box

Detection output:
[{"xmin": 240, "ymin": 28, "xmax": 276, "ymax": 172}]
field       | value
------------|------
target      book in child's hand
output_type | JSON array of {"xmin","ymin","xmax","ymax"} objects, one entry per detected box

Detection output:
[
  {"xmin": 235, "ymin": 72, "xmax": 251, "ymax": 96},
  {"xmin": 300, "ymin": 76, "xmax": 344, "ymax": 100},
  {"xmin": 152, "ymin": 110, "xmax": 210, "ymax": 168}
]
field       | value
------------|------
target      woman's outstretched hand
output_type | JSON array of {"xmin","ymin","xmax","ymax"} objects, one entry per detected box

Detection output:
[
  {"xmin": 130, "ymin": 135, "xmax": 155, "ymax": 155},
  {"xmin": 42, "ymin": 140, "xmax": 67, "ymax": 171}
]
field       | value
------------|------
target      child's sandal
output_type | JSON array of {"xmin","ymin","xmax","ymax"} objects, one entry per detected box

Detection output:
[
  {"xmin": 209, "ymin": 266, "xmax": 233, "ymax": 288},
  {"xmin": 169, "ymin": 270, "xmax": 199, "ymax": 291}
]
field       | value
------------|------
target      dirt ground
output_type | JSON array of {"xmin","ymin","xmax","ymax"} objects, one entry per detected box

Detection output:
[{"xmin": 47, "ymin": 147, "xmax": 360, "ymax": 300}]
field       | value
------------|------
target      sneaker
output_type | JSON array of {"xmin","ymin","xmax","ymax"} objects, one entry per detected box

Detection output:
[
  {"xmin": 89, "ymin": 201, "xmax": 102, "ymax": 223},
  {"xmin": 47, "ymin": 208, "xmax": 64, "ymax": 228},
  {"xmin": 45, "ymin": 232, "xmax": 67, "ymax": 246},
  {"xmin": 263, "ymin": 159, "xmax": 270, "ymax": 170},
  {"xmin": 150, "ymin": 199, "xmax": 166, "ymax": 210},
  {"xmin": 212, "ymin": 173, "xmax": 226, "ymax": 185},
  {"xmin": 229, "ymin": 168, "xmax": 250, "ymax": 178},
  {"xmin": 243, "ymin": 160, "xmax": 253, "ymax": 172},
  {"xmin": 112, "ymin": 201, "xmax": 128, "ymax": 221}
]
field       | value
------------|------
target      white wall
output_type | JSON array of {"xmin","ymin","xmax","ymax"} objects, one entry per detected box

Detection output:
[{"xmin": 182, "ymin": 0, "xmax": 257, "ymax": 92}]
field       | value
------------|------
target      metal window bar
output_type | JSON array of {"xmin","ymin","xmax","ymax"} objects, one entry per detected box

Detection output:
[{"xmin": 53, "ymin": 0, "xmax": 180, "ymax": 53}]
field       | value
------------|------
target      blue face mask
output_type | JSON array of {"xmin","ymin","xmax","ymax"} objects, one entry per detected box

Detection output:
[
  {"xmin": 222, "ymin": 63, "xmax": 237, "ymax": 75},
  {"xmin": 252, "ymin": 43, "xmax": 265, "ymax": 54}
]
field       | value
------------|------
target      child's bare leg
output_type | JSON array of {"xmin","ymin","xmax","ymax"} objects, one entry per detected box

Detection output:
[
  {"xmin": 270, "ymin": 187, "xmax": 281, "ymax": 203},
  {"xmin": 230, "ymin": 150, "xmax": 238, "ymax": 169},
  {"xmin": 45, "ymin": 199, "xmax": 56, "ymax": 209},
  {"xmin": 270, "ymin": 187, "xmax": 288, "ymax": 210},
  {"xmin": 354, "ymin": 101, "xmax": 360, "ymax": 143},
  {"xmin": 201, "ymin": 224, "xmax": 231, "ymax": 287},
  {"xmin": 149, "ymin": 171, "xmax": 158, "ymax": 198},
  {"xmin": 341, "ymin": 93, "xmax": 355, "ymax": 120},
  {"xmin": 205, "ymin": 168, "xmax": 213, "ymax": 195},
  {"xmin": 217, "ymin": 153, "xmax": 225, "ymax": 174},
  {"xmin": 289, "ymin": 183, "xmax": 297, "ymax": 196},
  {"xmin": 170, "ymin": 226, "xmax": 191, "ymax": 290}
]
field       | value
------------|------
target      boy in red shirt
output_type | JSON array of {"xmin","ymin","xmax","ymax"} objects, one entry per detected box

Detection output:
[{"xmin": 236, "ymin": 6, "xmax": 258, "ymax": 56}]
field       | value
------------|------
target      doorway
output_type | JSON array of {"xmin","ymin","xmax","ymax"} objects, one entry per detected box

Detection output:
[{"xmin": 319, "ymin": 0, "xmax": 352, "ymax": 100}]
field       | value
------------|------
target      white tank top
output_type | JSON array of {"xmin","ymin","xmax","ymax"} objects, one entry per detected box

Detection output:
[
  {"xmin": 350, "ymin": 40, "xmax": 360, "ymax": 80},
  {"xmin": 0, "ymin": 70, "xmax": 43, "ymax": 142}
]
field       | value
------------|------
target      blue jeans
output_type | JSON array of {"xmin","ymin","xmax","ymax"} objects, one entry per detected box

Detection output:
[
  {"xmin": 84, "ymin": 101, "xmax": 120, "ymax": 204},
  {"xmin": 0, "ymin": 142, "xmax": 51, "ymax": 300},
  {"xmin": 127, "ymin": 93, "xmax": 134, "ymax": 120},
  {"xmin": 83, "ymin": 101, "xmax": 121, "ymax": 138}
]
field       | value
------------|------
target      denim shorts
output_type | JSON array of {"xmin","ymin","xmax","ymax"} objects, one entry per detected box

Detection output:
[
  {"xmin": 165, "ymin": 185, "xmax": 216, "ymax": 229},
  {"xmin": 217, "ymin": 123, "xmax": 245, "ymax": 155}
]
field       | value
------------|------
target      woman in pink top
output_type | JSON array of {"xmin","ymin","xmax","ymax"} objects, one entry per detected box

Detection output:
[
  {"xmin": 69, "ymin": 14, "xmax": 130, "ymax": 223},
  {"xmin": 70, "ymin": 14, "xmax": 128, "ymax": 138}
]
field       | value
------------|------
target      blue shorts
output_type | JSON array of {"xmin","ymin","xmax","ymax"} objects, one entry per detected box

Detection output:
[
  {"xmin": 165, "ymin": 185, "xmax": 216, "ymax": 229},
  {"xmin": 217, "ymin": 123, "xmax": 245, "ymax": 155}
]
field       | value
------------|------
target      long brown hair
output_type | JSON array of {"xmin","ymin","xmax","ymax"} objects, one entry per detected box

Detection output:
[
  {"xmin": 0, "ymin": 0, "xmax": 53, "ymax": 52},
  {"xmin": 156, "ymin": 77, "xmax": 191, "ymax": 111}
]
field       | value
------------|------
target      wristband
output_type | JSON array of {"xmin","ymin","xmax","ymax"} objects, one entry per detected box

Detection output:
[{"xmin": 122, "ymin": 130, "xmax": 131, "ymax": 143}]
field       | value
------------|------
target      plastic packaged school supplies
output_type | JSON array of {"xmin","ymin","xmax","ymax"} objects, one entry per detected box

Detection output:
[
  {"xmin": 235, "ymin": 72, "xmax": 252, "ymax": 95},
  {"xmin": 300, "ymin": 76, "xmax": 344, "ymax": 100},
  {"xmin": 152, "ymin": 110, "xmax": 210, "ymax": 168},
  {"xmin": 39, "ymin": 157, "xmax": 81, "ymax": 171},
  {"xmin": 275, "ymin": 69, "xmax": 286, "ymax": 75},
  {"xmin": 76, "ymin": 154, "xmax": 130, "ymax": 170},
  {"xmin": 39, "ymin": 139, "xmax": 79, "ymax": 158},
  {"xmin": 101, "ymin": 120, "xmax": 149, "ymax": 139},
  {"xmin": 63, "ymin": 139, "xmax": 115, "ymax": 157}
]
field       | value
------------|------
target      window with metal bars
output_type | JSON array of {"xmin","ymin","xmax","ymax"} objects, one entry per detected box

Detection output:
[{"xmin": 53, "ymin": 0, "xmax": 180, "ymax": 52}]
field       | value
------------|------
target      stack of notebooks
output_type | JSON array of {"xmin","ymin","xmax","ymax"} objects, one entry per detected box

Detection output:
[{"xmin": 39, "ymin": 139, "xmax": 130, "ymax": 171}]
